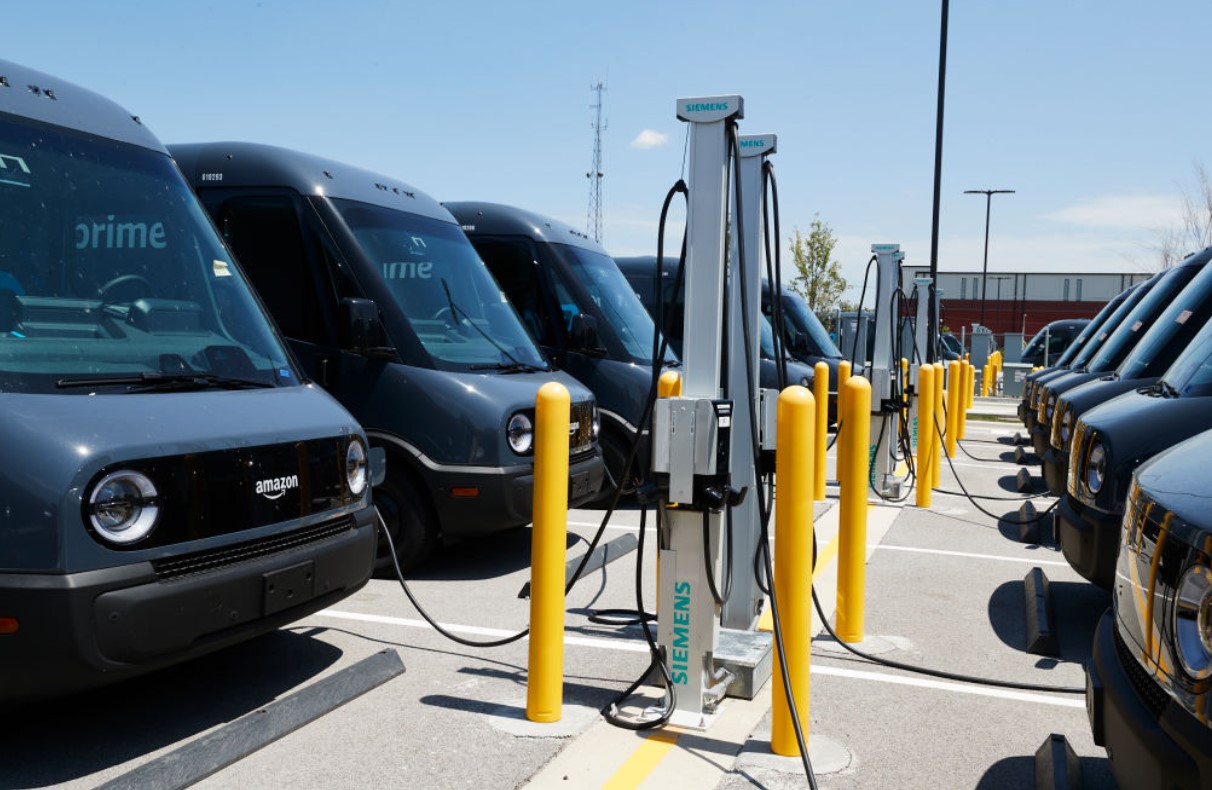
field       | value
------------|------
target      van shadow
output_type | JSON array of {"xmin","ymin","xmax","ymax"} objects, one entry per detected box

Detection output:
[
  {"xmin": 380, "ymin": 526, "xmax": 586, "ymax": 583},
  {"xmin": 975, "ymin": 753, "xmax": 1118, "ymax": 789},
  {"xmin": 988, "ymin": 579, "xmax": 1110, "ymax": 662},
  {"xmin": 0, "ymin": 629, "xmax": 343, "ymax": 789}
]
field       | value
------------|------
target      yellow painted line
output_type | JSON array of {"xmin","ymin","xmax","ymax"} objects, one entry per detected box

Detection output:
[
  {"xmin": 757, "ymin": 530, "xmax": 841, "ymax": 632},
  {"xmin": 599, "ymin": 730, "xmax": 680, "ymax": 790}
]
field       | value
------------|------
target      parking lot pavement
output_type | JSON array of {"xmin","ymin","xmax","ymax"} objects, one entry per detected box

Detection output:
[{"xmin": 3, "ymin": 417, "xmax": 1118, "ymax": 789}]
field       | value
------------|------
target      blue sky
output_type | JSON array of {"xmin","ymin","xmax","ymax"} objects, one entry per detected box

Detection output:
[{"xmin": 7, "ymin": 1, "xmax": 1209, "ymax": 300}]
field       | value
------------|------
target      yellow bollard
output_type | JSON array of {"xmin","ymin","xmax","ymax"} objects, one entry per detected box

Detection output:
[
  {"xmin": 771, "ymin": 385, "xmax": 815, "ymax": 756},
  {"xmin": 981, "ymin": 363, "xmax": 990, "ymax": 398},
  {"xmin": 916, "ymin": 364, "xmax": 935, "ymax": 508},
  {"xmin": 945, "ymin": 360, "xmax": 961, "ymax": 458},
  {"xmin": 932, "ymin": 362, "xmax": 944, "ymax": 489},
  {"xmin": 813, "ymin": 361, "xmax": 828, "ymax": 501},
  {"xmin": 965, "ymin": 360, "xmax": 975, "ymax": 411},
  {"xmin": 836, "ymin": 360, "xmax": 852, "ymax": 486},
  {"xmin": 658, "ymin": 370, "xmax": 682, "ymax": 398},
  {"xmin": 957, "ymin": 363, "xmax": 970, "ymax": 441},
  {"xmin": 527, "ymin": 381, "xmax": 570, "ymax": 723},
  {"xmin": 836, "ymin": 376, "xmax": 871, "ymax": 643}
]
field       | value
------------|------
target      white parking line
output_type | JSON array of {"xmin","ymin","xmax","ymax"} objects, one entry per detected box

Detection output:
[
  {"xmin": 873, "ymin": 543, "xmax": 1070, "ymax": 567},
  {"xmin": 315, "ymin": 610, "xmax": 1083, "ymax": 709}
]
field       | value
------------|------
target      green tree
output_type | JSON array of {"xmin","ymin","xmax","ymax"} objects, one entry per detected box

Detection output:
[{"xmin": 790, "ymin": 216, "xmax": 847, "ymax": 319}]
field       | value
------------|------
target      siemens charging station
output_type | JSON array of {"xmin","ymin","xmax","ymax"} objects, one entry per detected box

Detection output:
[{"xmin": 868, "ymin": 243, "xmax": 908, "ymax": 498}]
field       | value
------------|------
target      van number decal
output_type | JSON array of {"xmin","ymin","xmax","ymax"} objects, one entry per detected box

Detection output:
[{"xmin": 200, "ymin": 172, "xmax": 223, "ymax": 182}]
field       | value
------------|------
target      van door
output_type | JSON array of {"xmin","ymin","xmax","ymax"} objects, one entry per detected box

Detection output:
[
  {"xmin": 199, "ymin": 191, "xmax": 359, "ymax": 387},
  {"xmin": 469, "ymin": 237, "xmax": 565, "ymax": 359}
]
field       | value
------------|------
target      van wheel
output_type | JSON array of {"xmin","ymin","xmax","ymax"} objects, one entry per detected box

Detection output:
[
  {"xmin": 373, "ymin": 468, "xmax": 438, "ymax": 574},
  {"xmin": 590, "ymin": 429, "xmax": 637, "ymax": 508}
]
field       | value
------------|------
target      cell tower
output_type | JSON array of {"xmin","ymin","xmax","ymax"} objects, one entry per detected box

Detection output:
[{"xmin": 586, "ymin": 82, "xmax": 606, "ymax": 243}]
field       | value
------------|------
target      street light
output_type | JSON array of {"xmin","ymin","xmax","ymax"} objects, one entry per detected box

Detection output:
[{"xmin": 964, "ymin": 188, "xmax": 1015, "ymax": 329}]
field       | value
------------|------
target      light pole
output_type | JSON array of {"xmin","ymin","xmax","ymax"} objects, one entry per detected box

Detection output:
[{"xmin": 964, "ymin": 188, "xmax": 1015, "ymax": 329}]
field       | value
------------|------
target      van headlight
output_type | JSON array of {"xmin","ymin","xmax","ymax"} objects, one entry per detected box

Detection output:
[
  {"xmin": 88, "ymin": 470, "xmax": 160, "ymax": 544},
  {"xmin": 591, "ymin": 407, "xmax": 601, "ymax": 441},
  {"xmin": 1059, "ymin": 405, "xmax": 1074, "ymax": 448},
  {"xmin": 1045, "ymin": 392, "xmax": 1057, "ymax": 422},
  {"xmin": 507, "ymin": 412, "xmax": 534, "ymax": 454},
  {"xmin": 1174, "ymin": 565, "xmax": 1212, "ymax": 680},
  {"xmin": 346, "ymin": 437, "xmax": 368, "ymax": 497},
  {"xmin": 1085, "ymin": 440, "xmax": 1107, "ymax": 495}
]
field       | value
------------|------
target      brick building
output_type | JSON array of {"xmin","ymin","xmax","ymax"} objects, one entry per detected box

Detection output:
[{"xmin": 901, "ymin": 268, "xmax": 1153, "ymax": 337}]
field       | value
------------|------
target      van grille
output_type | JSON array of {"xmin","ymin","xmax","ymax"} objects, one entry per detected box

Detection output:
[
  {"xmin": 570, "ymin": 399, "xmax": 596, "ymax": 456},
  {"xmin": 1114, "ymin": 626, "xmax": 1170, "ymax": 719},
  {"xmin": 151, "ymin": 516, "xmax": 354, "ymax": 581}
]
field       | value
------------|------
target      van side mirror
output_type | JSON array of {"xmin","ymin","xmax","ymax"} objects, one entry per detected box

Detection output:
[
  {"xmin": 339, "ymin": 298, "xmax": 396, "ymax": 359},
  {"xmin": 791, "ymin": 333, "xmax": 810, "ymax": 355},
  {"xmin": 569, "ymin": 312, "xmax": 605, "ymax": 355}
]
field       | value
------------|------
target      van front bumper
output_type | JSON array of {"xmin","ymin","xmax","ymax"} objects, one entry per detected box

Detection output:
[
  {"xmin": 1030, "ymin": 422, "xmax": 1051, "ymax": 458},
  {"xmin": 1088, "ymin": 609, "xmax": 1212, "ymax": 790},
  {"xmin": 1056, "ymin": 495, "xmax": 1117, "ymax": 589},
  {"xmin": 1041, "ymin": 445, "xmax": 1069, "ymax": 496},
  {"xmin": 430, "ymin": 450, "xmax": 606, "ymax": 540},
  {"xmin": 0, "ymin": 506, "xmax": 376, "ymax": 702}
]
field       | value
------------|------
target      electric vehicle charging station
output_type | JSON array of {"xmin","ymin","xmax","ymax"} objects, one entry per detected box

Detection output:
[
  {"xmin": 869, "ymin": 244, "xmax": 908, "ymax": 498},
  {"xmin": 651, "ymin": 94, "xmax": 763, "ymax": 727},
  {"xmin": 722, "ymin": 132, "xmax": 779, "ymax": 632},
  {"xmin": 907, "ymin": 275, "xmax": 933, "ymax": 449}
]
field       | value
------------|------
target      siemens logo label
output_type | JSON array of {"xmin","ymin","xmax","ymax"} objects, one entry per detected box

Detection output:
[
  {"xmin": 670, "ymin": 580, "xmax": 692, "ymax": 685},
  {"xmin": 256, "ymin": 475, "xmax": 299, "ymax": 500},
  {"xmin": 740, "ymin": 139, "xmax": 765, "ymax": 148},
  {"xmin": 684, "ymin": 102, "xmax": 729, "ymax": 113}
]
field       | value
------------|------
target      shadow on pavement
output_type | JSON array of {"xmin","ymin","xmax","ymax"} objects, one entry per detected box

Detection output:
[
  {"xmin": 975, "ymin": 753, "xmax": 1118, "ymax": 789},
  {"xmin": 0, "ymin": 630, "xmax": 343, "ymax": 789},
  {"xmin": 987, "ymin": 579, "xmax": 1110, "ymax": 661}
]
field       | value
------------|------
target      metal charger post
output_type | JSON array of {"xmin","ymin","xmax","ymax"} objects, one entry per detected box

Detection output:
[
  {"xmin": 907, "ymin": 276, "xmax": 933, "ymax": 457},
  {"xmin": 722, "ymin": 132, "xmax": 778, "ymax": 632},
  {"xmin": 651, "ymin": 94, "xmax": 742, "ymax": 728},
  {"xmin": 869, "ymin": 244, "xmax": 906, "ymax": 497}
]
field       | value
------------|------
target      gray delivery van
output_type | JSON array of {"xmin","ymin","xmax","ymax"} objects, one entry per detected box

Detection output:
[
  {"xmin": 445, "ymin": 202, "xmax": 674, "ymax": 502},
  {"xmin": 170, "ymin": 144, "xmax": 604, "ymax": 569},
  {"xmin": 0, "ymin": 61, "xmax": 378, "ymax": 701}
]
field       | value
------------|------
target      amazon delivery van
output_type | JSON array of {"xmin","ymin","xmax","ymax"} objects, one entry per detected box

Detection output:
[
  {"xmin": 170, "ymin": 144, "xmax": 605, "ymax": 569},
  {"xmin": 0, "ymin": 61, "xmax": 379, "ymax": 701}
]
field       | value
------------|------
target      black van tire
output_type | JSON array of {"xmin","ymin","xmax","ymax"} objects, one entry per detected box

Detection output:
[
  {"xmin": 373, "ymin": 466, "xmax": 438, "ymax": 573},
  {"xmin": 590, "ymin": 428, "xmax": 636, "ymax": 508}
]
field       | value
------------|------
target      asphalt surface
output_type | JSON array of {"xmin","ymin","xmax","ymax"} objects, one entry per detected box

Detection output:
[{"xmin": 2, "ymin": 398, "xmax": 1121, "ymax": 789}]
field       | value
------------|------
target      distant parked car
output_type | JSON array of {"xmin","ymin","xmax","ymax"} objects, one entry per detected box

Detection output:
[
  {"xmin": 939, "ymin": 333, "xmax": 966, "ymax": 360},
  {"xmin": 1019, "ymin": 319, "xmax": 1090, "ymax": 367}
]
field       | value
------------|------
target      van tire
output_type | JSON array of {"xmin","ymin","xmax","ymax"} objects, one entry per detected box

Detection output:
[
  {"xmin": 374, "ymin": 467, "xmax": 438, "ymax": 573},
  {"xmin": 591, "ymin": 428, "xmax": 636, "ymax": 508}
]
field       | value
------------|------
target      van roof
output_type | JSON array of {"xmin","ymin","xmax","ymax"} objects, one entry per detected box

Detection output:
[
  {"xmin": 169, "ymin": 141, "xmax": 454, "ymax": 224},
  {"xmin": 444, "ymin": 201, "xmax": 608, "ymax": 255},
  {"xmin": 0, "ymin": 59, "xmax": 164, "ymax": 152}
]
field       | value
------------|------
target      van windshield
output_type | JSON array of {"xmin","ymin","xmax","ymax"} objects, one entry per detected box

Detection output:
[
  {"xmin": 1119, "ymin": 261, "xmax": 1212, "ymax": 380},
  {"xmin": 1069, "ymin": 284, "xmax": 1150, "ymax": 369},
  {"xmin": 0, "ymin": 116, "xmax": 295, "ymax": 394},
  {"xmin": 777, "ymin": 290, "xmax": 842, "ymax": 358},
  {"xmin": 551, "ymin": 244, "xmax": 665, "ymax": 364},
  {"xmin": 1086, "ymin": 265, "xmax": 1198, "ymax": 373},
  {"xmin": 332, "ymin": 199, "xmax": 546, "ymax": 371}
]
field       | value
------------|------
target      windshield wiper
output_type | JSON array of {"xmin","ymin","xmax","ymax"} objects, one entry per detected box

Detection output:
[
  {"xmin": 440, "ymin": 278, "xmax": 546, "ymax": 372},
  {"xmin": 57, "ymin": 372, "xmax": 274, "ymax": 391},
  {"xmin": 1157, "ymin": 379, "xmax": 1181, "ymax": 398},
  {"xmin": 469, "ymin": 361, "xmax": 547, "ymax": 374}
]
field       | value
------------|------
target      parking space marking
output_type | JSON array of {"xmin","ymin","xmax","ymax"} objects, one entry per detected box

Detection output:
[
  {"xmin": 599, "ymin": 730, "xmax": 679, "ymax": 790},
  {"xmin": 812, "ymin": 664, "xmax": 1084, "ymax": 709},
  {"xmin": 873, "ymin": 543, "xmax": 1069, "ymax": 567}
]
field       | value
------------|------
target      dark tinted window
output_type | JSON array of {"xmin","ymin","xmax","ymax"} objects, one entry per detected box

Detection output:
[
  {"xmin": 471, "ymin": 238, "xmax": 558, "ymax": 346},
  {"xmin": 208, "ymin": 193, "xmax": 330, "ymax": 346}
]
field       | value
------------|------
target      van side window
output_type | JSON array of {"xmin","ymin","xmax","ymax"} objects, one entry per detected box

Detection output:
[
  {"xmin": 207, "ymin": 194, "xmax": 330, "ymax": 346},
  {"xmin": 471, "ymin": 239, "xmax": 556, "ymax": 346}
]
